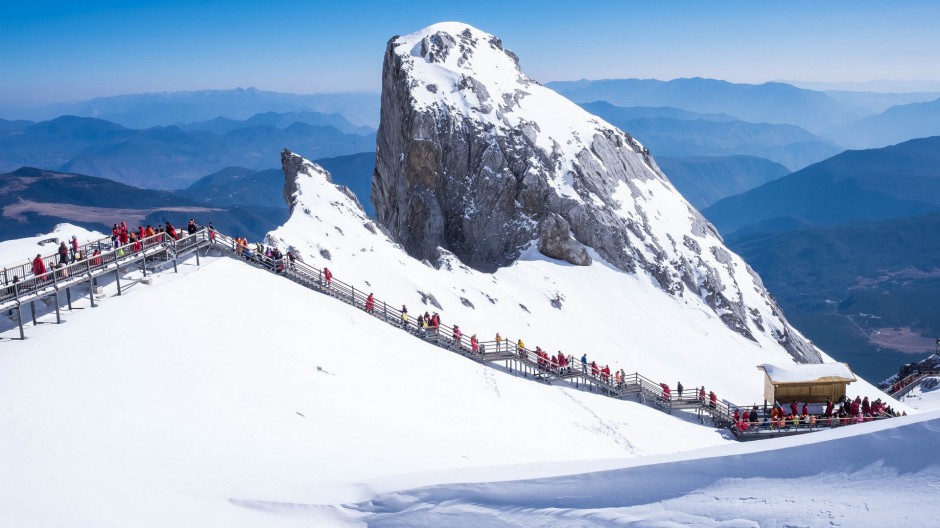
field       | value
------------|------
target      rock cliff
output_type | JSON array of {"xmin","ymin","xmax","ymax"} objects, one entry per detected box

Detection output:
[{"xmin": 369, "ymin": 22, "xmax": 820, "ymax": 363}]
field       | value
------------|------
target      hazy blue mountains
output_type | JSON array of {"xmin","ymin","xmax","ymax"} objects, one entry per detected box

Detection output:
[
  {"xmin": 704, "ymin": 136, "xmax": 940, "ymax": 236},
  {"xmin": 700, "ymin": 137, "xmax": 940, "ymax": 380},
  {"xmin": 0, "ymin": 115, "xmax": 375, "ymax": 190},
  {"xmin": 550, "ymin": 77, "xmax": 864, "ymax": 132},
  {"xmin": 823, "ymin": 97, "xmax": 940, "ymax": 149},
  {"xmin": 656, "ymin": 155, "xmax": 790, "ymax": 209},
  {"xmin": 179, "ymin": 152, "xmax": 378, "ymax": 217},
  {"xmin": 0, "ymin": 167, "xmax": 287, "ymax": 241},
  {"xmin": 13, "ymin": 87, "xmax": 381, "ymax": 129},
  {"xmin": 582, "ymin": 101, "xmax": 842, "ymax": 171}
]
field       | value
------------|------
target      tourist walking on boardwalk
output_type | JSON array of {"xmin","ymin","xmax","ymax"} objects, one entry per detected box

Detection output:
[
  {"xmin": 70, "ymin": 235, "xmax": 79, "ymax": 262},
  {"xmin": 677, "ymin": 381, "xmax": 684, "ymax": 399},
  {"xmin": 32, "ymin": 254, "xmax": 46, "ymax": 280}
]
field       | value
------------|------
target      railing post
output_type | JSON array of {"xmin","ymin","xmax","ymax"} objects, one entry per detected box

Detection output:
[
  {"xmin": 52, "ymin": 269, "xmax": 61, "ymax": 324},
  {"xmin": 87, "ymin": 259, "xmax": 96, "ymax": 308},
  {"xmin": 30, "ymin": 300, "xmax": 37, "ymax": 326},
  {"xmin": 115, "ymin": 267, "xmax": 122, "ymax": 295},
  {"xmin": 351, "ymin": 286, "xmax": 355, "ymax": 306},
  {"xmin": 14, "ymin": 282, "xmax": 24, "ymax": 339},
  {"xmin": 383, "ymin": 301, "xmax": 387, "ymax": 322},
  {"xmin": 66, "ymin": 287, "xmax": 72, "ymax": 310}
]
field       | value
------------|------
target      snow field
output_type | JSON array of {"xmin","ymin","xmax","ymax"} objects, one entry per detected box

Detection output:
[
  {"xmin": 0, "ymin": 255, "xmax": 736, "ymax": 527},
  {"xmin": 270, "ymin": 156, "xmax": 903, "ymax": 411}
]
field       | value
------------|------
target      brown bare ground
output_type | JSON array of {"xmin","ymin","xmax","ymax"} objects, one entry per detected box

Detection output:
[
  {"xmin": 869, "ymin": 327, "xmax": 936, "ymax": 354},
  {"xmin": 3, "ymin": 200, "xmax": 224, "ymax": 227}
]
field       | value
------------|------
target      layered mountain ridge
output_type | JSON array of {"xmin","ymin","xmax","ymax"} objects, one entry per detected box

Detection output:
[{"xmin": 369, "ymin": 22, "xmax": 819, "ymax": 362}]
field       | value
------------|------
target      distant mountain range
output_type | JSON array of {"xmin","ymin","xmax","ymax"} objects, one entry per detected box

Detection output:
[
  {"xmin": 823, "ymin": 97, "xmax": 940, "ymax": 149},
  {"xmin": 657, "ymin": 156, "xmax": 790, "ymax": 209},
  {"xmin": 178, "ymin": 152, "xmax": 377, "ymax": 217},
  {"xmin": 696, "ymin": 136, "xmax": 940, "ymax": 380},
  {"xmin": 704, "ymin": 136, "xmax": 940, "ymax": 236},
  {"xmin": 9, "ymin": 87, "xmax": 382, "ymax": 129},
  {"xmin": 582, "ymin": 101, "xmax": 842, "ymax": 170},
  {"xmin": 0, "ymin": 167, "xmax": 287, "ymax": 241},
  {"xmin": 726, "ymin": 213, "xmax": 940, "ymax": 382},
  {"xmin": 549, "ymin": 77, "xmax": 865, "ymax": 132},
  {"xmin": 0, "ymin": 114, "xmax": 375, "ymax": 189}
]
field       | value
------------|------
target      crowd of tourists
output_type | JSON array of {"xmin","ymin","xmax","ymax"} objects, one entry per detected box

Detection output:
[
  {"xmin": 6, "ymin": 219, "xmax": 907, "ymax": 438},
  {"xmin": 730, "ymin": 395, "xmax": 903, "ymax": 434},
  {"xmin": 4, "ymin": 218, "xmax": 212, "ymax": 298}
]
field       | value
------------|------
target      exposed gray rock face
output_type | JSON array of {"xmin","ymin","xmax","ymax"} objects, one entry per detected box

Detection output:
[
  {"xmin": 370, "ymin": 23, "xmax": 821, "ymax": 363},
  {"xmin": 538, "ymin": 213, "xmax": 591, "ymax": 266}
]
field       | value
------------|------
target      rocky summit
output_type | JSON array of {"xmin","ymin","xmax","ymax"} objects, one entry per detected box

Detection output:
[{"xmin": 367, "ymin": 22, "xmax": 819, "ymax": 362}]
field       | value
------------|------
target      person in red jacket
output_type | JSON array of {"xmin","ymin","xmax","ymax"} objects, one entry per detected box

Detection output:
[
  {"xmin": 790, "ymin": 400, "xmax": 799, "ymax": 417},
  {"xmin": 364, "ymin": 293, "xmax": 375, "ymax": 314},
  {"xmin": 165, "ymin": 222, "xmax": 178, "ymax": 240},
  {"xmin": 825, "ymin": 398, "xmax": 834, "ymax": 417},
  {"xmin": 709, "ymin": 391, "xmax": 717, "ymax": 408},
  {"xmin": 32, "ymin": 254, "xmax": 47, "ymax": 280},
  {"xmin": 323, "ymin": 267, "xmax": 332, "ymax": 290},
  {"xmin": 470, "ymin": 334, "xmax": 479, "ymax": 354},
  {"xmin": 802, "ymin": 403, "xmax": 809, "ymax": 416}
]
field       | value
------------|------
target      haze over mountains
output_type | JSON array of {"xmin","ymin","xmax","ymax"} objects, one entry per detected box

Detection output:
[
  {"xmin": 0, "ymin": 114, "xmax": 375, "ymax": 189},
  {"xmin": 2, "ymin": 71, "xmax": 940, "ymax": 381}
]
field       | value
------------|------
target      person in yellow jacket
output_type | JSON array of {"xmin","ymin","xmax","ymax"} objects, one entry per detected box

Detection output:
[{"xmin": 495, "ymin": 332, "xmax": 502, "ymax": 352}]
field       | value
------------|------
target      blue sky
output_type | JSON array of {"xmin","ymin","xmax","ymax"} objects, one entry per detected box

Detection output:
[{"xmin": 2, "ymin": 0, "xmax": 939, "ymax": 106}]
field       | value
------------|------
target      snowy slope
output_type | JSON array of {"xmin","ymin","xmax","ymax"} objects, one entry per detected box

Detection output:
[
  {"xmin": 335, "ymin": 411, "xmax": 940, "ymax": 527},
  {"xmin": 0, "ymin": 223, "xmax": 103, "ymax": 264},
  {"xmin": 270, "ymin": 153, "xmax": 896, "ymax": 407},
  {"xmin": 374, "ymin": 23, "xmax": 819, "ymax": 364},
  {"xmin": 0, "ymin": 255, "xmax": 733, "ymax": 527}
]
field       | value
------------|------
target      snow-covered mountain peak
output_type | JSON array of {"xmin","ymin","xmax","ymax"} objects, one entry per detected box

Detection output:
[
  {"xmin": 374, "ymin": 23, "xmax": 820, "ymax": 363},
  {"xmin": 390, "ymin": 22, "xmax": 640, "ymax": 174}
]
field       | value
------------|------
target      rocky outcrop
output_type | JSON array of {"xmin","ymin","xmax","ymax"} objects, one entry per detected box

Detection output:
[
  {"xmin": 371, "ymin": 23, "xmax": 821, "ymax": 363},
  {"xmin": 538, "ymin": 213, "xmax": 591, "ymax": 266}
]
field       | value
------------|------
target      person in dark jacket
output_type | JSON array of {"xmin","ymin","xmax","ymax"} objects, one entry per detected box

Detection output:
[{"xmin": 58, "ymin": 242, "xmax": 69, "ymax": 265}]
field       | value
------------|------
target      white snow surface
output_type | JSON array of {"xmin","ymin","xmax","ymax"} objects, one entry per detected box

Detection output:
[
  {"xmin": 759, "ymin": 362, "xmax": 856, "ymax": 383},
  {"xmin": 0, "ymin": 255, "xmax": 729, "ymax": 527},
  {"xmin": 0, "ymin": 218, "xmax": 928, "ymax": 526},
  {"xmin": 269, "ymin": 153, "xmax": 899, "ymax": 409},
  {"xmin": 0, "ymin": 223, "xmax": 104, "ymax": 265},
  {"xmin": 900, "ymin": 377, "xmax": 940, "ymax": 412}
]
